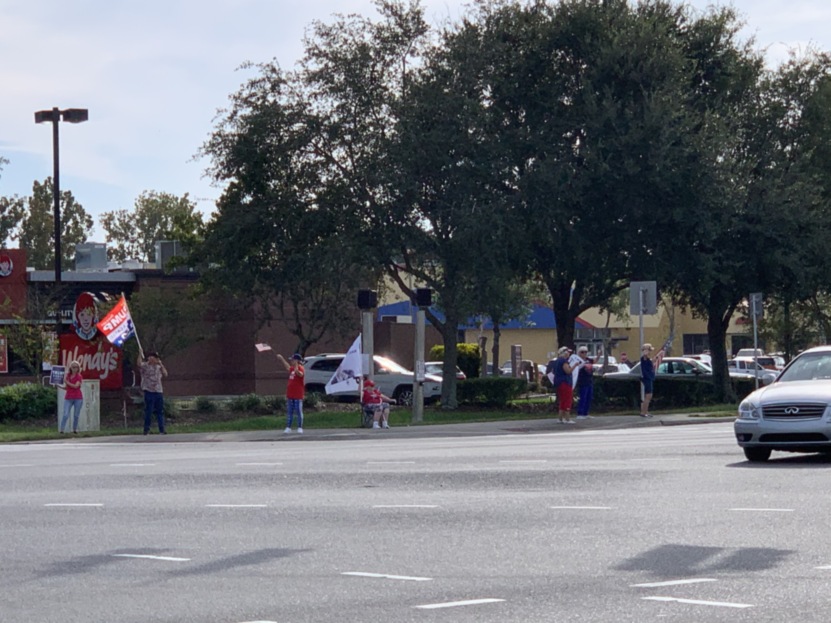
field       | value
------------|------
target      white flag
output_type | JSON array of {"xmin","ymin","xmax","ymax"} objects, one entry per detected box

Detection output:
[{"xmin": 325, "ymin": 334, "xmax": 362, "ymax": 395}]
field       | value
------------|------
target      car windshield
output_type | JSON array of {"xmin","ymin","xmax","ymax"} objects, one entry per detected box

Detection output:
[
  {"xmin": 374, "ymin": 356, "xmax": 412, "ymax": 374},
  {"xmin": 778, "ymin": 352, "xmax": 831, "ymax": 382}
]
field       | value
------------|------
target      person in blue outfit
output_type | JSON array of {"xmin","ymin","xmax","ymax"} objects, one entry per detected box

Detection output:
[
  {"xmin": 574, "ymin": 347, "xmax": 594, "ymax": 419},
  {"xmin": 639, "ymin": 343, "xmax": 660, "ymax": 417}
]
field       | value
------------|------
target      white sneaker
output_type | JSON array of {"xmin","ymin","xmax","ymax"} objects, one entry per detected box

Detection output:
[
  {"xmin": 382, "ymin": 422, "xmax": 389, "ymax": 429},
  {"xmin": 372, "ymin": 422, "xmax": 381, "ymax": 429},
  {"xmin": 297, "ymin": 427, "xmax": 303, "ymax": 434},
  {"xmin": 283, "ymin": 427, "xmax": 292, "ymax": 433}
]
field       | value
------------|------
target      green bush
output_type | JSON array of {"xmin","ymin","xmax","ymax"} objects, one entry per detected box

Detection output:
[
  {"xmin": 230, "ymin": 393, "xmax": 262, "ymax": 412},
  {"xmin": 163, "ymin": 398, "xmax": 178, "ymax": 419},
  {"xmin": 195, "ymin": 396, "xmax": 217, "ymax": 413},
  {"xmin": 429, "ymin": 343, "xmax": 481, "ymax": 379},
  {"xmin": 304, "ymin": 392, "xmax": 324, "ymax": 409},
  {"xmin": 456, "ymin": 377, "xmax": 527, "ymax": 407},
  {"xmin": 0, "ymin": 383, "xmax": 58, "ymax": 422}
]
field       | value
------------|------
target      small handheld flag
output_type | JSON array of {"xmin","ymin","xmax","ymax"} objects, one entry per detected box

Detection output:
[
  {"xmin": 96, "ymin": 295, "xmax": 136, "ymax": 347},
  {"xmin": 255, "ymin": 343, "xmax": 272, "ymax": 352}
]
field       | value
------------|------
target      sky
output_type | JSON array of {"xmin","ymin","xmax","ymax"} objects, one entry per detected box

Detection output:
[{"xmin": 2, "ymin": 0, "xmax": 831, "ymax": 242}]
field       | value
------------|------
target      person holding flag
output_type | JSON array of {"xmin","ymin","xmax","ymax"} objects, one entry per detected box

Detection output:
[
  {"xmin": 138, "ymin": 350, "xmax": 168, "ymax": 435},
  {"xmin": 639, "ymin": 343, "xmax": 663, "ymax": 418},
  {"xmin": 276, "ymin": 353, "xmax": 305, "ymax": 434}
]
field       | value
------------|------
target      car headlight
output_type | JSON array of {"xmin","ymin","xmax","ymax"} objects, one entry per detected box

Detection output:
[{"xmin": 738, "ymin": 400, "xmax": 761, "ymax": 420}]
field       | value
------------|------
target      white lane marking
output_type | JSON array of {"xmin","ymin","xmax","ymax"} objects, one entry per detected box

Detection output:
[
  {"xmin": 373, "ymin": 505, "xmax": 437, "ymax": 509},
  {"xmin": 629, "ymin": 458, "xmax": 683, "ymax": 462},
  {"xmin": 415, "ymin": 598, "xmax": 505, "ymax": 610},
  {"xmin": 342, "ymin": 571, "xmax": 432, "ymax": 582},
  {"xmin": 110, "ymin": 463, "xmax": 155, "ymax": 467},
  {"xmin": 815, "ymin": 565, "xmax": 831, "ymax": 569},
  {"xmin": 500, "ymin": 460, "xmax": 548, "ymax": 464},
  {"xmin": 236, "ymin": 462, "xmax": 283, "ymax": 466},
  {"xmin": 632, "ymin": 579, "xmax": 717, "ymax": 588},
  {"xmin": 44, "ymin": 503, "xmax": 103, "ymax": 507},
  {"xmin": 206, "ymin": 504, "xmax": 267, "ymax": 508},
  {"xmin": 729, "ymin": 508, "xmax": 794, "ymax": 512},
  {"xmin": 112, "ymin": 554, "xmax": 191, "ymax": 562},
  {"xmin": 550, "ymin": 506, "xmax": 612, "ymax": 510},
  {"xmin": 367, "ymin": 461, "xmax": 416, "ymax": 465},
  {"xmin": 643, "ymin": 596, "xmax": 752, "ymax": 609}
]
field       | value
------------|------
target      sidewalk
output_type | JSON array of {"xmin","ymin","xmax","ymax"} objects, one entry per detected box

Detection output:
[{"xmin": 74, "ymin": 412, "xmax": 733, "ymax": 444}]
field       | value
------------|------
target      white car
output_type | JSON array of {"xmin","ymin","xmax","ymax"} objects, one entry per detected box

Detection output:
[
  {"xmin": 303, "ymin": 354, "xmax": 442, "ymax": 406},
  {"xmin": 735, "ymin": 345, "xmax": 831, "ymax": 462}
]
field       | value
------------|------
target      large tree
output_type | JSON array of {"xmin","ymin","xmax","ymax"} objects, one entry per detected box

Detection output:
[
  {"xmin": 100, "ymin": 191, "xmax": 203, "ymax": 263},
  {"xmin": 15, "ymin": 178, "xmax": 93, "ymax": 270}
]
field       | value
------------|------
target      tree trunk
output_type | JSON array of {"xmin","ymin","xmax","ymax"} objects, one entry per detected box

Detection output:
[
  {"xmin": 438, "ymin": 318, "xmax": 459, "ymax": 409},
  {"xmin": 707, "ymin": 309, "xmax": 736, "ymax": 403}
]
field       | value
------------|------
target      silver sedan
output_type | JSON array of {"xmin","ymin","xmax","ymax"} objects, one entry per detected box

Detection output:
[{"xmin": 735, "ymin": 346, "xmax": 831, "ymax": 462}]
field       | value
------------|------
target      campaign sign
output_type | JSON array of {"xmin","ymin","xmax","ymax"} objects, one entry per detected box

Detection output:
[{"xmin": 49, "ymin": 365, "xmax": 66, "ymax": 386}]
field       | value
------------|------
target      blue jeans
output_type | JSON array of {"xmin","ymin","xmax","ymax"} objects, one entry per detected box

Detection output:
[
  {"xmin": 577, "ymin": 385, "xmax": 593, "ymax": 416},
  {"xmin": 144, "ymin": 391, "xmax": 166, "ymax": 433},
  {"xmin": 60, "ymin": 398, "xmax": 83, "ymax": 433},
  {"xmin": 286, "ymin": 399, "xmax": 303, "ymax": 429}
]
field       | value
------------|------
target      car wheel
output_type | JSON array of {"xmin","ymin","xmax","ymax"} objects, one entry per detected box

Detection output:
[
  {"xmin": 394, "ymin": 386, "xmax": 414, "ymax": 406},
  {"xmin": 306, "ymin": 384, "xmax": 326, "ymax": 395},
  {"xmin": 743, "ymin": 447, "xmax": 772, "ymax": 462}
]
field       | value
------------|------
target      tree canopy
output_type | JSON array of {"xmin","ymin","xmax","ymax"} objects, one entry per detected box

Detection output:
[{"xmin": 100, "ymin": 191, "xmax": 203, "ymax": 263}]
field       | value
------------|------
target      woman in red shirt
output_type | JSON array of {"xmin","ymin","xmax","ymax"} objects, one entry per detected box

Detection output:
[
  {"xmin": 276, "ymin": 353, "xmax": 305, "ymax": 433},
  {"xmin": 60, "ymin": 361, "xmax": 84, "ymax": 434}
]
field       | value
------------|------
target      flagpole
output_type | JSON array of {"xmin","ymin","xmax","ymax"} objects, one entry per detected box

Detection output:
[{"xmin": 121, "ymin": 292, "xmax": 144, "ymax": 356}]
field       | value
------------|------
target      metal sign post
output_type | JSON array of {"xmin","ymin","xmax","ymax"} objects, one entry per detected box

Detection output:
[
  {"xmin": 630, "ymin": 281, "xmax": 658, "ymax": 404},
  {"xmin": 750, "ymin": 292, "xmax": 763, "ymax": 390}
]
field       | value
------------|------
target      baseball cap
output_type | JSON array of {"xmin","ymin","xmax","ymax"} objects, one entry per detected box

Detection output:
[{"xmin": 290, "ymin": 353, "xmax": 302, "ymax": 361}]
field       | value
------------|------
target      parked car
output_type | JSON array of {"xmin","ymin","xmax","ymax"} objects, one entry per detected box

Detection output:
[
  {"xmin": 605, "ymin": 357, "xmax": 714, "ymax": 379},
  {"xmin": 483, "ymin": 363, "xmax": 508, "ymax": 377},
  {"xmin": 728, "ymin": 358, "xmax": 779, "ymax": 383},
  {"xmin": 684, "ymin": 353, "xmax": 712, "ymax": 366},
  {"xmin": 735, "ymin": 345, "xmax": 831, "ymax": 462},
  {"xmin": 304, "ymin": 354, "xmax": 442, "ymax": 405},
  {"xmin": 424, "ymin": 361, "xmax": 466, "ymax": 380},
  {"xmin": 733, "ymin": 355, "xmax": 778, "ymax": 370},
  {"xmin": 605, "ymin": 356, "xmax": 775, "ymax": 385},
  {"xmin": 736, "ymin": 348, "xmax": 765, "ymax": 358}
]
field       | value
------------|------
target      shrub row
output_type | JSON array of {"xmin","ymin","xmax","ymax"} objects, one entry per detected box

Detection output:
[
  {"xmin": 0, "ymin": 383, "xmax": 57, "ymax": 422},
  {"xmin": 594, "ymin": 376, "xmax": 757, "ymax": 409},
  {"xmin": 456, "ymin": 377, "xmax": 528, "ymax": 407}
]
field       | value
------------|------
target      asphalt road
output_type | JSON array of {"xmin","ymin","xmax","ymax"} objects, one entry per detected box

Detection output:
[{"xmin": 2, "ymin": 421, "xmax": 831, "ymax": 622}]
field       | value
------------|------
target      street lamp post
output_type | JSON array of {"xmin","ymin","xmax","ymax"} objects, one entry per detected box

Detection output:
[{"xmin": 34, "ymin": 107, "xmax": 88, "ymax": 287}]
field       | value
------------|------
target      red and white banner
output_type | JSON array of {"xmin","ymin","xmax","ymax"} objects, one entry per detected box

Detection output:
[{"xmin": 96, "ymin": 295, "xmax": 136, "ymax": 347}]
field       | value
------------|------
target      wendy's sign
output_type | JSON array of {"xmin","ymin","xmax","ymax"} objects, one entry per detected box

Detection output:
[
  {"xmin": 59, "ymin": 333, "xmax": 123, "ymax": 390},
  {"xmin": 59, "ymin": 292, "xmax": 124, "ymax": 390}
]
